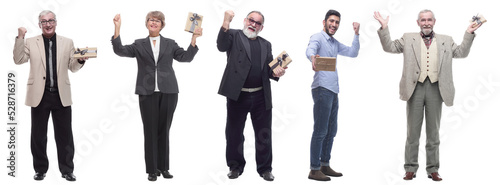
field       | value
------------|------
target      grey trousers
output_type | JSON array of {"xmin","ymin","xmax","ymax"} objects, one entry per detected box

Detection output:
[{"xmin": 404, "ymin": 78, "xmax": 442, "ymax": 174}]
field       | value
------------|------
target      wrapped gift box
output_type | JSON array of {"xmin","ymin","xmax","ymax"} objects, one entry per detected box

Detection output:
[
  {"xmin": 269, "ymin": 51, "xmax": 292, "ymax": 73},
  {"xmin": 470, "ymin": 14, "xmax": 487, "ymax": 28},
  {"xmin": 315, "ymin": 57, "xmax": 336, "ymax": 71},
  {"xmin": 184, "ymin": 12, "xmax": 203, "ymax": 33},
  {"xmin": 73, "ymin": 47, "xmax": 97, "ymax": 59}
]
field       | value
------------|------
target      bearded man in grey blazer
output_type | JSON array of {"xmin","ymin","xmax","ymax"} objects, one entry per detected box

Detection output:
[{"xmin": 373, "ymin": 9, "xmax": 482, "ymax": 181}]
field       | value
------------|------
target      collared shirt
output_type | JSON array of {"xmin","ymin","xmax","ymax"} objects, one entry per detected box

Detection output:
[
  {"xmin": 150, "ymin": 36, "xmax": 160, "ymax": 92},
  {"xmin": 306, "ymin": 31, "xmax": 360, "ymax": 93},
  {"xmin": 420, "ymin": 31, "xmax": 434, "ymax": 49},
  {"xmin": 42, "ymin": 33, "xmax": 58, "ymax": 89}
]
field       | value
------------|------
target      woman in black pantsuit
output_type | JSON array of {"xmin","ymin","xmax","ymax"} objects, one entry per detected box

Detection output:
[{"xmin": 111, "ymin": 11, "xmax": 202, "ymax": 181}]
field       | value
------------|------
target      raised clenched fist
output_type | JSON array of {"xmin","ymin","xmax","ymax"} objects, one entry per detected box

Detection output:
[{"xmin": 18, "ymin": 27, "xmax": 27, "ymax": 39}]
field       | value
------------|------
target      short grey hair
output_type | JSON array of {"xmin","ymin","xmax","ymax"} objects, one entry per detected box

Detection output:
[
  {"xmin": 145, "ymin": 11, "xmax": 166, "ymax": 30},
  {"xmin": 417, "ymin": 9, "xmax": 435, "ymax": 21},
  {"xmin": 247, "ymin": 11, "xmax": 264, "ymax": 24},
  {"xmin": 39, "ymin": 10, "xmax": 56, "ymax": 22}
]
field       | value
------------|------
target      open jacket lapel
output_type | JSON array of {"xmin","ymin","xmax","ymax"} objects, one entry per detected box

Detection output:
[
  {"xmin": 435, "ymin": 35, "xmax": 445, "ymax": 73},
  {"xmin": 56, "ymin": 35, "xmax": 63, "ymax": 74},
  {"xmin": 142, "ymin": 37, "xmax": 155, "ymax": 63},
  {"xmin": 259, "ymin": 38, "xmax": 267, "ymax": 70},
  {"xmin": 411, "ymin": 35, "xmax": 421, "ymax": 70},
  {"xmin": 36, "ymin": 35, "xmax": 47, "ymax": 72},
  {"xmin": 158, "ymin": 36, "xmax": 167, "ymax": 62},
  {"xmin": 238, "ymin": 31, "xmax": 252, "ymax": 61}
]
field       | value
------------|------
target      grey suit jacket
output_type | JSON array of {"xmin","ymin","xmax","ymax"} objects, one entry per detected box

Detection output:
[
  {"xmin": 13, "ymin": 35, "xmax": 84, "ymax": 107},
  {"xmin": 112, "ymin": 35, "xmax": 198, "ymax": 95},
  {"xmin": 377, "ymin": 27, "xmax": 475, "ymax": 106},
  {"xmin": 216, "ymin": 28, "xmax": 278, "ymax": 110}
]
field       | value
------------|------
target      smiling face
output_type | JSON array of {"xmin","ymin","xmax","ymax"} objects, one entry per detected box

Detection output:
[
  {"xmin": 39, "ymin": 12, "xmax": 57, "ymax": 38},
  {"xmin": 147, "ymin": 17, "xmax": 163, "ymax": 36},
  {"xmin": 145, "ymin": 11, "xmax": 165, "ymax": 37},
  {"xmin": 242, "ymin": 12, "xmax": 264, "ymax": 39},
  {"xmin": 417, "ymin": 11, "xmax": 435, "ymax": 35},
  {"xmin": 323, "ymin": 15, "xmax": 340, "ymax": 37}
]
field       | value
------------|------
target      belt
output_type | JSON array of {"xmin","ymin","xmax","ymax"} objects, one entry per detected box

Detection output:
[
  {"xmin": 45, "ymin": 87, "xmax": 58, "ymax": 92},
  {"xmin": 241, "ymin": 86, "xmax": 262, "ymax": 93}
]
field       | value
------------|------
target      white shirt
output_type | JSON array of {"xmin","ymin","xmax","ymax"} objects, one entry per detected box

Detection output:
[{"xmin": 150, "ymin": 36, "xmax": 160, "ymax": 92}]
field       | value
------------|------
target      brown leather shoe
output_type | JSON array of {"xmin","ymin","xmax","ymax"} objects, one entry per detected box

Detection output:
[
  {"xmin": 403, "ymin": 172, "xmax": 416, "ymax": 180},
  {"xmin": 428, "ymin": 172, "xmax": 442, "ymax": 181},
  {"xmin": 320, "ymin": 166, "xmax": 343, "ymax": 177},
  {"xmin": 308, "ymin": 170, "xmax": 331, "ymax": 181}
]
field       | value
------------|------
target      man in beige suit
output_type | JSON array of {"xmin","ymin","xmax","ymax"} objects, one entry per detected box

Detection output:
[
  {"xmin": 13, "ymin": 10, "xmax": 87, "ymax": 181},
  {"xmin": 374, "ymin": 10, "xmax": 482, "ymax": 181}
]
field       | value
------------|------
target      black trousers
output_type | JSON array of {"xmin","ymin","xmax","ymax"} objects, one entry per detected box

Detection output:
[
  {"xmin": 225, "ymin": 90, "xmax": 273, "ymax": 175},
  {"xmin": 138, "ymin": 92, "xmax": 178, "ymax": 174},
  {"xmin": 31, "ymin": 89, "xmax": 74, "ymax": 174}
]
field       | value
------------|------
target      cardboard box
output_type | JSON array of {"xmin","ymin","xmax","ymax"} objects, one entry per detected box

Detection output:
[
  {"xmin": 73, "ymin": 47, "xmax": 97, "ymax": 59},
  {"xmin": 470, "ymin": 14, "xmax": 487, "ymax": 28},
  {"xmin": 315, "ymin": 57, "xmax": 336, "ymax": 71},
  {"xmin": 269, "ymin": 51, "xmax": 292, "ymax": 73},
  {"xmin": 184, "ymin": 12, "xmax": 203, "ymax": 33}
]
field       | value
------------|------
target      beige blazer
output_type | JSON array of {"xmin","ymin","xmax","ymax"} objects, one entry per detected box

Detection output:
[
  {"xmin": 377, "ymin": 27, "xmax": 475, "ymax": 106},
  {"xmin": 13, "ymin": 35, "xmax": 83, "ymax": 107}
]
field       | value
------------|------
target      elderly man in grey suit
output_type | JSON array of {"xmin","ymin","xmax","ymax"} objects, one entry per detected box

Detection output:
[{"xmin": 374, "ymin": 9, "xmax": 482, "ymax": 181}]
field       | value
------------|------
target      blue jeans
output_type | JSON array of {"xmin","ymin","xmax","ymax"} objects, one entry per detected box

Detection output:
[{"xmin": 310, "ymin": 87, "xmax": 338, "ymax": 170}]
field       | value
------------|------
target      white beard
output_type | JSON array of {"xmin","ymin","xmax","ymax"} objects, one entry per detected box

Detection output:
[
  {"xmin": 243, "ymin": 26, "xmax": 259, "ymax": 39},
  {"xmin": 421, "ymin": 28, "xmax": 433, "ymax": 36}
]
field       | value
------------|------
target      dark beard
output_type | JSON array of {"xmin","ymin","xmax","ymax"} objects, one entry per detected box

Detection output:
[{"xmin": 324, "ymin": 24, "xmax": 334, "ymax": 37}]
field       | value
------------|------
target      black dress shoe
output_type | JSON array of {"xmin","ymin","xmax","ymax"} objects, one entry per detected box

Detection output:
[
  {"xmin": 62, "ymin": 173, "xmax": 76, "ymax": 181},
  {"xmin": 260, "ymin": 171, "xmax": 274, "ymax": 181},
  {"xmin": 227, "ymin": 169, "xmax": 241, "ymax": 179},
  {"xmin": 157, "ymin": 170, "xmax": 173, "ymax": 179},
  {"xmin": 34, "ymin": 172, "xmax": 46, "ymax": 181},
  {"xmin": 148, "ymin": 173, "xmax": 157, "ymax": 181}
]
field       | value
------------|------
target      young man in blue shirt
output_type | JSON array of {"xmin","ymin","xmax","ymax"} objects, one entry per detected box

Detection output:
[{"xmin": 305, "ymin": 9, "xmax": 360, "ymax": 181}]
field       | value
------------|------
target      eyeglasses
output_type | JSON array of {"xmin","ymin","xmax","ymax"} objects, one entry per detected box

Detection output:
[
  {"xmin": 148, "ymin": 19, "xmax": 162, "ymax": 24},
  {"xmin": 40, "ymin": 19, "xmax": 56, "ymax": 25},
  {"xmin": 247, "ymin": 18, "xmax": 262, "ymax": 26}
]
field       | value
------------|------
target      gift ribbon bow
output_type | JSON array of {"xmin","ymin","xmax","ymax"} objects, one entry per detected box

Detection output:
[
  {"xmin": 472, "ymin": 14, "xmax": 483, "ymax": 24},
  {"xmin": 189, "ymin": 13, "xmax": 201, "ymax": 33},
  {"xmin": 74, "ymin": 48, "xmax": 96, "ymax": 55},
  {"xmin": 271, "ymin": 53, "xmax": 289, "ymax": 70}
]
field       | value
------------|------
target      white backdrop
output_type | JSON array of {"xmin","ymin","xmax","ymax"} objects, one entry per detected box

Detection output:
[{"xmin": 1, "ymin": 0, "xmax": 499, "ymax": 185}]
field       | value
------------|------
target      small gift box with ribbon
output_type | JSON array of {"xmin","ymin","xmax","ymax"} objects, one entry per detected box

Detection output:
[
  {"xmin": 73, "ymin": 47, "xmax": 97, "ymax": 59},
  {"xmin": 184, "ymin": 12, "xmax": 203, "ymax": 33},
  {"xmin": 269, "ymin": 51, "xmax": 292, "ymax": 73},
  {"xmin": 470, "ymin": 14, "xmax": 486, "ymax": 28},
  {"xmin": 315, "ymin": 57, "xmax": 336, "ymax": 71}
]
